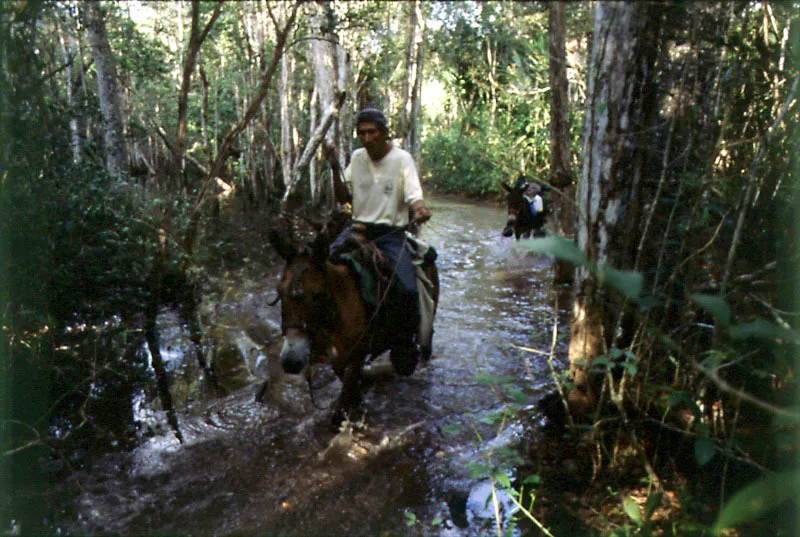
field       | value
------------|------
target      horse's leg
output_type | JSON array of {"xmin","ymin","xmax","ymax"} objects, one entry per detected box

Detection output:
[{"xmin": 332, "ymin": 359, "xmax": 364, "ymax": 426}]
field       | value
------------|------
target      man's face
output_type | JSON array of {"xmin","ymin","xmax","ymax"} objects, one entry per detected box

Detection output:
[{"xmin": 356, "ymin": 121, "xmax": 387, "ymax": 156}]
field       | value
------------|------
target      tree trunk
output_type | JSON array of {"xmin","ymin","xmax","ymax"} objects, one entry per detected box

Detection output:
[
  {"xmin": 176, "ymin": 0, "xmax": 223, "ymax": 191},
  {"xmin": 83, "ymin": 1, "xmax": 129, "ymax": 179},
  {"xmin": 57, "ymin": 16, "xmax": 82, "ymax": 164},
  {"xmin": 408, "ymin": 0, "xmax": 425, "ymax": 160},
  {"xmin": 548, "ymin": 1, "xmax": 574, "ymax": 285},
  {"xmin": 401, "ymin": 0, "xmax": 425, "ymax": 159},
  {"xmin": 311, "ymin": 0, "xmax": 345, "ymax": 209},
  {"xmin": 309, "ymin": 86, "xmax": 319, "ymax": 206},
  {"xmin": 567, "ymin": 1, "xmax": 662, "ymax": 417},
  {"xmin": 279, "ymin": 50, "xmax": 293, "ymax": 201},
  {"xmin": 199, "ymin": 64, "xmax": 210, "ymax": 149}
]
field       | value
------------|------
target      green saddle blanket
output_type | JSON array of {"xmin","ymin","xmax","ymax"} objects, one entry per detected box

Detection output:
[{"xmin": 329, "ymin": 238, "xmax": 385, "ymax": 311}]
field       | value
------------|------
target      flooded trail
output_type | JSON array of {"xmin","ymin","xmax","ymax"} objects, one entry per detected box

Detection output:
[{"xmin": 51, "ymin": 194, "xmax": 570, "ymax": 537}]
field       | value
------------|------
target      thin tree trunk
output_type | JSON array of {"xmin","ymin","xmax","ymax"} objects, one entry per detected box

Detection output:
[
  {"xmin": 145, "ymin": 232, "xmax": 184, "ymax": 444},
  {"xmin": 176, "ymin": 0, "xmax": 223, "ymax": 191},
  {"xmin": 548, "ymin": 1, "xmax": 574, "ymax": 285},
  {"xmin": 83, "ymin": 1, "xmax": 129, "ymax": 179},
  {"xmin": 199, "ymin": 64, "xmax": 210, "ymax": 149},
  {"xmin": 335, "ymin": 40, "xmax": 349, "ymax": 196},
  {"xmin": 721, "ymin": 75, "xmax": 799, "ymax": 294},
  {"xmin": 309, "ymin": 86, "xmax": 319, "ymax": 206},
  {"xmin": 407, "ymin": 0, "xmax": 425, "ymax": 160},
  {"xmin": 279, "ymin": 50, "xmax": 293, "ymax": 197},
  {"xmin": 57, "ymin": 16, "xmax": 82, "ymax": 163}
]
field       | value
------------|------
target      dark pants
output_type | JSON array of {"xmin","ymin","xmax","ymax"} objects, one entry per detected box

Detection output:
[{"xmin": 330, "ymin": 223, "xmax": 419, "ymax": 343}]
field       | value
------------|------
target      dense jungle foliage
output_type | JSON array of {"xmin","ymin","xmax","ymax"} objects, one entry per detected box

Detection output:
[{"xmin": 1, "ymin": 1, "xmax": 798, "ymax": 536}]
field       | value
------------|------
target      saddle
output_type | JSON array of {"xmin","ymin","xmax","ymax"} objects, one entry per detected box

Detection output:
[
  {"xmin": 329, "ymin": 233, "xmax": 436, "ymax": 326},
  {"xmin": 329, "ymin": 236, "xmax": 394, "ymax": 316}
]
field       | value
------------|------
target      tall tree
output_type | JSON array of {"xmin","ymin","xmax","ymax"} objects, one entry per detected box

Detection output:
[
  {"xmin": 400, "ymin": 0, "xmax": 425, "ymax": 159},
  {"xmin": 310, "ymin": 0, "xmax": 340, "ymax": 207},
  {"xmin": 56, "ymin": 11, "xmax": 82, "ymax": 164},
  {"xmin": 83, "ymin": 0, "xmax": 129, "ymax": 179},
  {"xmin": 175, "ymin": 0, "xmax": 223, "ymax": 191},
  {"xmin": 567, "ymin": 2, "xmax": 663, "ymax": 415},
  {"xmin": 548, "ymin": 1, "xmax": 574, "ymax": 285}
]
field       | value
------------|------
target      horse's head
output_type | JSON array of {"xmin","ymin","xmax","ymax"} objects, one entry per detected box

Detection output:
[
  {"xmin": 501, "ymin": 177, "xmax": 530, "ymax": 237},
  {"xmin": 268, "ymin": 230, "xmax": 335, "ymax": 375}
]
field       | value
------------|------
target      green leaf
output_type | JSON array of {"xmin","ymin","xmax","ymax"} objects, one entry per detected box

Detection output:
[
  {"xmin": 644, "ymin": 492, "xmax": 663, "ymax": 520},
  {"xmin": 442, "ymin": 423, "xmax": 463, "ymax": 436},
  {"xmin": 690, "ymin": 294, "xmax": 731, "ymax": 326},
  {"xmin": 468, "ymin": 463, "xmax": 490, "ymax": 479},
  {"xmin": 621, "ymin": 361, "xmax": 638, "ymax": 376},
  {"xmin": 495, "ymin": 471, "xmax": 512, "ymax": 489},
  {"xmin": 666, "ymin": 392, "xmax": 689, "ymax": 408},
  {"xmin": 622, "ymin": 496, "xmax": 642, "ymax": 525},
  {"xmin": 404, "ymin": 511, "xmax": 417, "ymax": 527},
  {"xmin": 729, "ymin": 318, "xmax": 800, "ymax": 343},
  {"xmin": 637, "ymin": 295, "xmax": 658, "ymax": 311},
  {"xmin": 431, "ymin": 517, "xmax": 443, "ymax": 526},
  {"xmin": 474, "ymin": 372, "xmax": 496, "ymax": 386},
  {"xmin": 701, "ymin": 351, "xmax": 726, "ymax": 371},
  {"xmin": 694, "ymin": 437, "xmax": 715, "ymax": 466},
  {"xmin": 713, "ymin": 472, "xmax": 800, "ymax": 535},
  {"xmin": 506, "ymin": 388, "xmax": 527, "ymax": 404},
  {"xmin": 608, "ymin": 348, "xmax": 624, "ymax": 360},
  {"xmin": 523, "ymin": 474, "xmax": 542, "ymax": 485},
  {"xmin": 518, "ymin": 234, "xmax": 588, "ymax": 266},
  {"xmin": 599, "ymin": 266, "xmax": 643, "ymax": 300},
  {"xmin": 479, "ymin": 413, "xmax": 501, "ymax": 425}
]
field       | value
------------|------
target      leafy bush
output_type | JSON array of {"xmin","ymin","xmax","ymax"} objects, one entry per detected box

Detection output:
[{"xmin": 421, "ymin": 121, "xmax": 512, "ymax": 197}]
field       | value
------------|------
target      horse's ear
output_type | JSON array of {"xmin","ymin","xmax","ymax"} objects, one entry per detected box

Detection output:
[
  {"xmin": 303, "ymin": 215, "xmax": 324, "ymax": 234},
  {"xmin": 268, "ymin": 229, "xmax": 297, "ymax": 261},
  {"xmin": 501, "ymin": 183, "xmax": 512, "ymax": 192},
  {"xmin": 310, "ymin": 231, "xmax": 330, "ymax": 265}
]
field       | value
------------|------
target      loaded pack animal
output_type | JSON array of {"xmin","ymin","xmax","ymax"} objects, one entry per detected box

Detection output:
[
  {"xmin": 501, "ymin": 177, "xmax": 546, "ymax": 240},
  {"xmin": 267, "ymin": 221, "xmax": 439, "ymax": 424}
]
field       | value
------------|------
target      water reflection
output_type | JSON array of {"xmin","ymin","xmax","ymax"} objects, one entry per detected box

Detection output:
[{"xmin": 49, "ymin": 194, "xmax": 570, "ymax": 537}]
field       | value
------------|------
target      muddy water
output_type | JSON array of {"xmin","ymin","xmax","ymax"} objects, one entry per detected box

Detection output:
[{"xmin": 51, "ymin": 194, "xmax": 570, "ymax": 537}]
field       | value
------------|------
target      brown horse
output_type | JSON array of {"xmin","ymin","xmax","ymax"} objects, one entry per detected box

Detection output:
[{"xmin": 267, "ymin": 226, "xmax": 439, "ymax": 424}]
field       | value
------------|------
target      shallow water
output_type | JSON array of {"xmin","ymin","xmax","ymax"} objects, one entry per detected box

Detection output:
[{"xmin": 49, "ymin": 194, "xmax": 571, "ymax": 537}]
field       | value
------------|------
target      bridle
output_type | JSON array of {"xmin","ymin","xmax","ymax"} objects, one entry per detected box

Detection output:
[{"xmin": 269, "ymin": 257, "xmax": 337, "ymax": 409}]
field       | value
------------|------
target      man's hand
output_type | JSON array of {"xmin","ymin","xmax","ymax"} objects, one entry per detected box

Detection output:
[
  {"xmin": 322, "ymin": 141, "xmax": 338, "ymax": 161},
  {"xmin": 411, "ymin": 201, "xmax": 432, "ymax": 224}
]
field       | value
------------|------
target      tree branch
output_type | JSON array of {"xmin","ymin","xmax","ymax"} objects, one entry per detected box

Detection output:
[
  {"xmin": 186, "ymin": 0, "xmax": 301, "ymax": 238},
  {"xmin": 280, "ymin": 90, "xmax": 347, "ymax": 209}
]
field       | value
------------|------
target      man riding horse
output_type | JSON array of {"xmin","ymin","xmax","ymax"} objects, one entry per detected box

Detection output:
[
  {"xmin": 502, "ymin": 175, "xmax": 546, "ymax": 240},
  {"xmin": 326, "ymin": 106, "xmax": 432, "ymax": 375}
]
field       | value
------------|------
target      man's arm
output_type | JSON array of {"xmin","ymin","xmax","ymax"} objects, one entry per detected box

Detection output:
[
  {"xmin": 325, "ymin": 142, "xmax": 351, "ymax": 205},
  {"xmin": 410, "ymin": 200, "xmax": 431, "ymax": 224}
]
